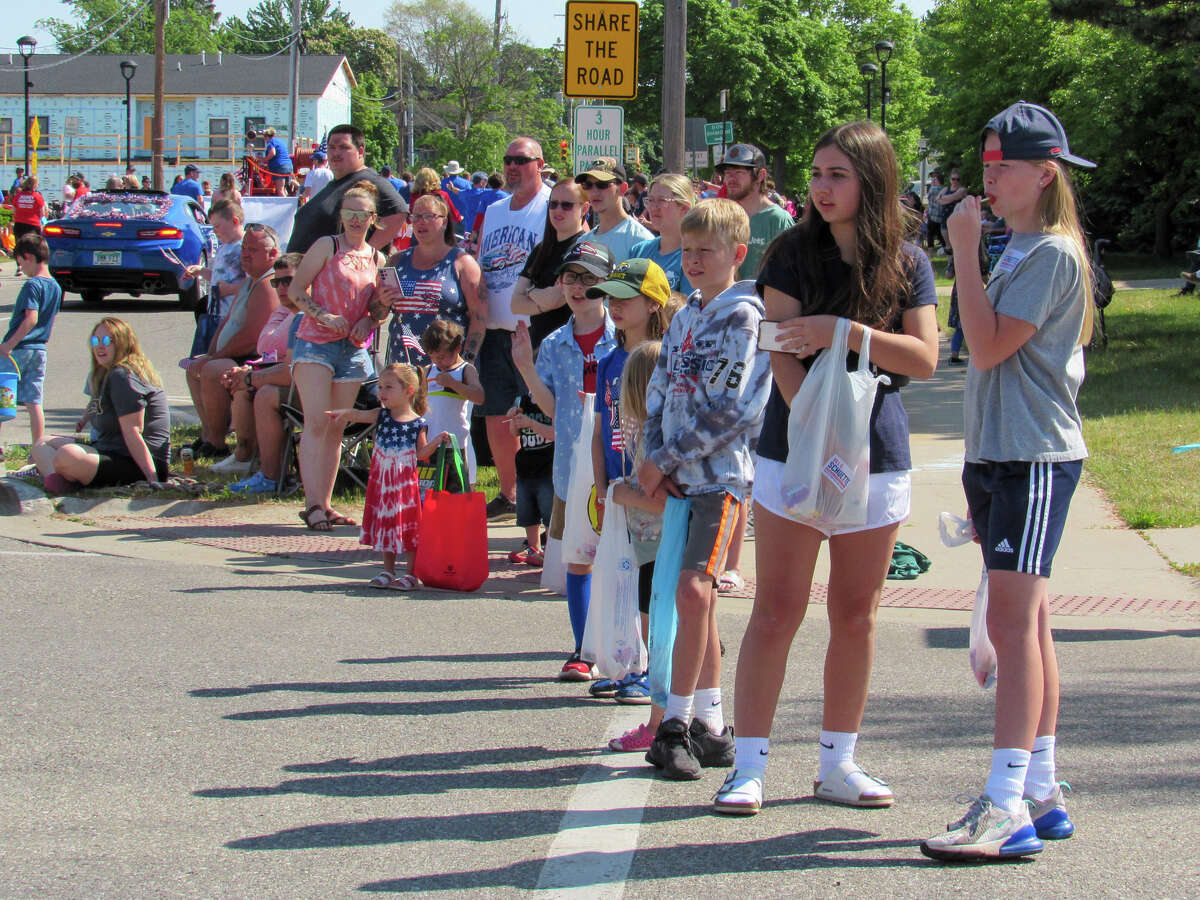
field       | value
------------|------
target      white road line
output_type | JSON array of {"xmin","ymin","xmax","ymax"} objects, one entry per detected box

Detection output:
[{"xmin": 534, "ymin": 708, "xmax": 652, "ymax": 898}]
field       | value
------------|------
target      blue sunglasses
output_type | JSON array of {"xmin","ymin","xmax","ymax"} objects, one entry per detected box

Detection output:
[{"xmin": 90, "ymin": 335, "xmax": 114, "ymax": 347}]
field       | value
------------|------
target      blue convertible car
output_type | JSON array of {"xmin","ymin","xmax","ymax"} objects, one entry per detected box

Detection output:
[{"xmin": 44, "ymin": 190, "xmax": 217, "ymax": 308}]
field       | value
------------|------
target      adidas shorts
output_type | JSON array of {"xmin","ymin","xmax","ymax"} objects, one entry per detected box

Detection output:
[{"xmin": 962, "ymin": 460, "xmax": 1082, "ymax": 578}]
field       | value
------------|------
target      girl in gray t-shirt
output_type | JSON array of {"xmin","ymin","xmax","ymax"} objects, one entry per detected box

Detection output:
[{"xmin": 922, "ymin": 102, "xmax": 1095, "ymax": 863}]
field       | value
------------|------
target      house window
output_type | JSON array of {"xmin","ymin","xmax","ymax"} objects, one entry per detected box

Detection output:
[
  {"xmin": 0, "ymin": 119, "xmax": 11, "ymax": 157},
  {"xmin": 209, "ymin": 117, "xmax": 230, "ymax": 161}
]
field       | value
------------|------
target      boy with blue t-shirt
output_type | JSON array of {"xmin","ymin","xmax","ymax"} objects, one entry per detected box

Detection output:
[
  {"xmin": 0, "ymin": 234, "xmax": 63, "ymax": 449},
  {"xmin": 511, "ymin": 240, "xmax": 618, "ymax": 681}
]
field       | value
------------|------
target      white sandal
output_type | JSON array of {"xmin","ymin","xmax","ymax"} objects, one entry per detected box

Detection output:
[
  {"xmin": 813, "ymin": 760, "xmax": 894, "ymax": 808},
  {"xmin": 368, "ymin": 572, "xmax": 396, "ymax": 589},
  {"xmin": 386, "ymin": 573, "xmax": 419, "ymax": 591},
  {"xmin": 717, "ymin": 570, "xmax": 745, "ymax": 593}
]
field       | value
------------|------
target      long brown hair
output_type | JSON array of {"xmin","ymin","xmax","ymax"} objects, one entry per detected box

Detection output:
[
  {"xmin": 762, "ymin": 121, "xmax": 911, "ymax": 327},
  {"xmin": 1035, "ymin": 161, "xmax": 1094, "ymax": 345},
  {"xmin": 618, "ymin": 340, "xmax": 661, "ymax": 467},
  {"xmin": 526, "ymin": 180, "xmax": 589, "ymax": 277}
]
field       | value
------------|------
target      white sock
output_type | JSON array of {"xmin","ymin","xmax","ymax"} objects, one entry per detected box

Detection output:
[
  {"xmin": 1025, "ymin": 735, "xmax": 1058, "ymax": 801},
  {"xmin": 734, "ymin": 736, "xmax": 769, "ymax": 777},
  {"xmin": 984, "ymin": 748, "xmax": 1031, "ymax": 813},
  {"xmin": 817, "ymin": 730, "xmax": 857, "ymax": 781},
  {"xmin": 664, "ymin": 692, "xmax": 694, "ymax": 726},
  {"xmin": 693, "ymin": 688, "xmax": 724, "ymax": 734}
]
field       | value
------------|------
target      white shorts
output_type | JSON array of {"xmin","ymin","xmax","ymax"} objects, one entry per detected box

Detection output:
[{"xmin": 752, "ymin": 456, "xmax": 911, "ymax": 537}]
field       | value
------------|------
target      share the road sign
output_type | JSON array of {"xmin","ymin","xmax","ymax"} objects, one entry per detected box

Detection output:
[{"xmin": 564, "ymin": 1, "xmax": 639, "ymax": 100}]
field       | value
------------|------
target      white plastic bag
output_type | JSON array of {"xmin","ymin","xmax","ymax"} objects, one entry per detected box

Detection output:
[
  {"xmin": 540, "ymin": 535, "xmax": 566, "ymax": 595},
  {"xmin": 939, "ymin": 511, "xmax": 975, "ymax": 547},
  {"xmin": 582, "ymin": 483, "xmax": 647, "ymax": 680},
  {"xmin": 780, "ymin": 318, "xmax": 889, "ymax": 530},
  {"xmin": 969, "ymin": 565, "xmax": 998, "ymax": 689},
  {"xmin": 561, "ymin": 396, "xmax": 601, "ymax": 566}
]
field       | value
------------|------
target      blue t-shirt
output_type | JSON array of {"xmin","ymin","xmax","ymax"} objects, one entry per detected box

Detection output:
[
  {"xmin": 5, "ymin": 275, "xmax": 63, "ymax": 350},
  {"xmin": 170, "ymin": 178, "xmax": 203, "ymax": 202},
  {"xmin": 594, "ymin": 345, "xmax": 631, "ymax": 480},
  {"xmin": 756, "ymin": 237, "xmax": 937, "ymax": 473},
  {"xmin": 630, "ymin": 237, "xmax": 692, "ymax": 296},
  {"xmin": 265, "ymin": 137, "xmax": 292, "ymax": 173}
]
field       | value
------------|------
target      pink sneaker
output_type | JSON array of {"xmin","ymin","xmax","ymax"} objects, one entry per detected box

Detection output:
[{"xmin": 608, "ymin": 722, "xmax": 654, "ymax": 752}]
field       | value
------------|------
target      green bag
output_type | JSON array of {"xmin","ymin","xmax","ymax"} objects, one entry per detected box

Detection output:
[
  {"xmin": 887, "ymin": 540, "xmax": 931, "ymax": 581},
  {"xmin": 417, "ymin": 433, "xmax": 467, "ymax": 494}
]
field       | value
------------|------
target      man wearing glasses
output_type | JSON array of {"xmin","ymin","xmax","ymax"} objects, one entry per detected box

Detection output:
[
  {"xmin": 286, "ymin": 124, "xmax": 409, "ymax": 254},
  {"xmin": 574, "ymin": 159, "xmax": 652, "ymax": 262},
  {"xmin": 715, "ymin": 143, "xmax": 793, "ymax": 280},
  {"xmin": 475, "ymin": 137, "xmax": 552, "ymax": 519}
]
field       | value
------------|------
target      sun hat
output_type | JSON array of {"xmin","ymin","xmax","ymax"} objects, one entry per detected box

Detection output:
[
  {"xmin": 585, "ymin": 257, "xmax": 671, "ymax": 307},
  {"xmin": 443, "ymin": 160, "xmax": 463, "ymax": 175},
  {"xmin": 980, "ymin": 101, "xmax": 1095, "ymax": 169}
]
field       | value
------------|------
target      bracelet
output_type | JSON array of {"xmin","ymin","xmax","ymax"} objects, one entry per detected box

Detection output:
[{"xmin": 244, "ymin": 370, "xmax": 253, "ymax": 388}]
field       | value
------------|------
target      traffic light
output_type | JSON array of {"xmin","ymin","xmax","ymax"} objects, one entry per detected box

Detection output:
[{"xmin": 560, "ymin": 139, "xmax": 569, "ymax": 163}]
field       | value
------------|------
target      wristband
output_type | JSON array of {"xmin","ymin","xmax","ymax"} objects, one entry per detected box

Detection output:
[{"xmin": 245, "ymin": 370, "xmax": 253, "ymax": 388}]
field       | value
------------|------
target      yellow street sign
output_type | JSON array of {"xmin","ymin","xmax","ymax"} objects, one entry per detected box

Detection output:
[
  {"xmin": 30, "ymin": 153, "xmax": 37, "ymax": 176},
  {"xmin": 564, "ymin": 1, "xmax": 639, "ymax": 100},
  {"xmin": 28, "ymin": 117, "xmax": 40, "ymax": 148}
]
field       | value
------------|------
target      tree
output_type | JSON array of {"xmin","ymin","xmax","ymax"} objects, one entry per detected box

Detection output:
[
  {"xmin": 39, "ymin": 0, "xmax": 221, "ymax": 54},
  {"xmin": 386, "ymin": 0, "xmax": 499, "ymax": 137},
  {"xmin": 352, "ymin": 73, "xmax": 401, "ymax": 170},
  {"xmin": 1049, "ymin": 0, "xmax": 1200, "ymax": 52}
]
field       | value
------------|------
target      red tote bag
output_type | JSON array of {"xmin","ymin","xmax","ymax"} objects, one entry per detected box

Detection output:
[{"xmin": 413, "ymin": 488, "xmax": 489, "ymax": 591}]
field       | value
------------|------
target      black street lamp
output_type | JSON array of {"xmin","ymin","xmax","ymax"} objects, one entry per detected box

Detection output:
[
  {"xmin": 874, "ymin": 40, "xmax": 894, "ymax": 131},
  {"xmin": 859, "ymin": 62, "xmax": 878, "ymax": 121},
  {"xmin": 120, "ymin": 59, "xmax": 138, "ymax": 168},
  {"xmin": 17, "ymin": 35, "xmax": 36, "ymax": 173}
]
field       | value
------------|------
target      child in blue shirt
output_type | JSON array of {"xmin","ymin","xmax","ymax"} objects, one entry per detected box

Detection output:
[
  {"xmin": 1, "ymin": 233, "xmax": 63, "ymax": 451},
  {"xmin": 512, "ymin": 240, "xmax": 617, "ymax": 681}
]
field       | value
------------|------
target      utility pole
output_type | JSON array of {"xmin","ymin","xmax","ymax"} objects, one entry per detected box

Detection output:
[
  {"xmin": 288, "ymin": 0, "xmax": 301, "ymax": 152},
  {"xmin": 395, "ymin": 44, "xmax": 405, "ymax": 169},
  {"xmin": 407, "ymin": 69, "xmax": 415, "ymax": 169},
  {"xmin": 494, "ymin": 0, "xmax": 502, "ymax": 53},
  {"xmin": 662, "ymin": 0, "xmax": 686, "ymax": 173},
  {"xmin": 152, "ymin": 0, "xmax": 165, "ymax": 189}
]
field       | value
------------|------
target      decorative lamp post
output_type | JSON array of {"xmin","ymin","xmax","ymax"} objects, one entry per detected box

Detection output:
[
  {"xmin": 120, "ymin": 60, "xmax": 138, "ymax": 168},
  {"xmin": 874, "ymin": 40, "xmax": 894, "ymax": 131},
  {"xmin": 859, "ymin": 62, "xmax": 878, "ymax": 122},
  {"xmin": 17, "ymin": 35, "xmax": 37, "ymax": 173}
]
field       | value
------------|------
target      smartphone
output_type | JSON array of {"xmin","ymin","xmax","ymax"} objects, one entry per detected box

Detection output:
[
  {"xmin": 378, "ymin": 266, "xmax": 402, "ymax": 293},
  {"xmin": 758, "ymin": 321, "xmax": 790, "ymax": 351}
]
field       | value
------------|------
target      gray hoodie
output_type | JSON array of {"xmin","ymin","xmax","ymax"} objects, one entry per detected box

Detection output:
[{"xmin": 643, "ymin": 280, "xmax": 771, "ymax": 497}]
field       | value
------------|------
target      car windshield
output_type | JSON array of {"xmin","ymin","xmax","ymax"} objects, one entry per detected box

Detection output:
[{"xmin": 70, "ymin": 193, "xmax": 171, "ymax": 220}]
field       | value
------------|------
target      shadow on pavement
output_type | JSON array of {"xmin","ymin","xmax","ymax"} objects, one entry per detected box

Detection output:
[
  {"xmin": 190, "ymin": 675, "xmax": 544, "ymax": 698},
  {"xmin": 281, "ymin": 745, "xmax": 595, "ymax": 774},
  {"xmin": 218, "ymin": 693, "xmax": 591, "ymax": 721},
  {"xmin": 923, "ymin": 626, "xmax": 1200, "ymax": 649},
  {"xmin": 339, "ymin": 651, "xmax": 566, "ymax": 665}
]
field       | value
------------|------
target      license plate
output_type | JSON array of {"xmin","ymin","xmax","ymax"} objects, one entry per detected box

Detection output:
[{"xmin": 93, "ymin": 251, "xmax": 122, "ymax": 266}]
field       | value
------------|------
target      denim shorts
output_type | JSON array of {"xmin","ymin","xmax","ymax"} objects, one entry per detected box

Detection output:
[
  {"xmin": 10, "ymin": 347, "xmax": 46, "ymax": 405},
  {"xmin": 291, "ymin": 337, "xmax": 374, "ymax": 383},
  {"xmin": 516, "ymin": 474, "xmax": 554, "ymax": 528}
]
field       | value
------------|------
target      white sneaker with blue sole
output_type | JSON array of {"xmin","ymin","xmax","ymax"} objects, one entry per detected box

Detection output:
[{"xmin": 920, "ymin": 795, "xmax": 1044, "ymax": 862}]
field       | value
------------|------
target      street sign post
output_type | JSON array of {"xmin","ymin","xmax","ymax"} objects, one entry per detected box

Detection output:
[
  {"xmin": 564, "ymin": 1, "xmax": 639, "ymax": 100},
  {"xmin": 574, "ymin": 105, "xmax": 624, "ymax": 180},
  {"xmin": 704, "ymin": 121, "xmax": 733, "ymax": 146}
]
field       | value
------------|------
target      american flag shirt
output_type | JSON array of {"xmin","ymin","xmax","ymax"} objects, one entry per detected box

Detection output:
[{"xmin": 385, "ymin": 247, "xmax": 470, "ymax": 364}]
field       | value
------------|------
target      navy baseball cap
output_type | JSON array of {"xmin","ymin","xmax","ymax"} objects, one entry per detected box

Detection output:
[
  {"xmin": 555, "ymin": 240, "xmax": 615, "ymax": 279},
  {"xmin": 981, "ymin": 102, "xmax": 1095, "ymax": 169}
]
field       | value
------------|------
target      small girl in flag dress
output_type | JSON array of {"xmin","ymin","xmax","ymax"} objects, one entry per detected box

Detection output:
[{"xmin": 327, "ymin": 363, "xmax": 447, "ymax": 590}]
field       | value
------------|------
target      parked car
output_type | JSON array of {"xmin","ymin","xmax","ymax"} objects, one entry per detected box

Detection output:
[{"xmin": 44, "ymin": 190, "xmax": 216, "ymax": 308}]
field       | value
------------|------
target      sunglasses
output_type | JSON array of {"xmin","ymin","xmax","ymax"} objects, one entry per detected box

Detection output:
[
  {"xmin": 547, "ymin": 200, "xmax": 578, "ymax": 210},
  {"xmin": 340, "ymin": 209, "xmax": 375, "ymax": 224},
  {"xmin": 579, "ymin": 179, "xmax": 613, "ymax": 191},
  {"xmin": 410, "ymin": 213, "xmax": 445, "ymax": 223},
  {"xmin": 90, "ymin": 334, "xmax": 114, "ymax": 347},
  {"xmin": 646, "ymin": 196, "xmax": 682, "ymax": 207},
  {"xmin": 271, "ymin": 275, "xmax": 293, "ymax": 287},
  {"xmin": 561, "ymin": 271, "xmax": 602, "ymax": 286},
  {"xmin": 503, "ymin": 155, "xmax": 537, "ymax": 166}
]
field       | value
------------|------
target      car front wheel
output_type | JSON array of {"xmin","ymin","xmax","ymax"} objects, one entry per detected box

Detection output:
[{"xmin": 80, "ymin": 289, "xmax": 105, "ymax": 305}]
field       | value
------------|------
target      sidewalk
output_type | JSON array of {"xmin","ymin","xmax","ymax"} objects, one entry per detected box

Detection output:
[{"xmin": 3, "ymin": 341, "xmax": 1198, "ymax": 616}]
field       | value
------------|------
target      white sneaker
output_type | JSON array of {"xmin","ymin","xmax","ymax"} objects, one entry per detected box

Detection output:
[
  {"xmin": 210, "ymin": 454, "xmax": 252, "ymax": 474},
  {"xmin": 920, "ymin": 795, "xmax": 1044, "ymax": 861},
  {"xmin": 713, "ymin": 769, "xmax": 763, "ymax": 815}
]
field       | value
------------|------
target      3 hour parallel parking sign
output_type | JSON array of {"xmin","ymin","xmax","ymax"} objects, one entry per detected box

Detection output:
[{"xmin": 563, "ymin": 1, "xmax": 639, "ymax": 100}]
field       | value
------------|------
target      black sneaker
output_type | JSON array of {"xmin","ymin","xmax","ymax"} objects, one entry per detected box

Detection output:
[
  {"xmin": 485, "ymin": 494, "xmax": 517, "ymax": 520},
  {"xmin": 646, "ymin": 718, "xmax": 701, "ymax": 780},
  {"xmin": 948, "ymin": 356, "xmax": 966, "ymax": 366},
  {"xmin": 688, "ymin": 719, "xmax": 735, "ymax": 768}
]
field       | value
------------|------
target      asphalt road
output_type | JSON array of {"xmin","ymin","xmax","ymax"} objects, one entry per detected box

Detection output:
[
  {"xmin": 0, "ymin": 275, "xmax": 198, "ymax": 447},
  {"xmin": 1, "ymin": 533, "xmax": 1197, "ymax": 897}
]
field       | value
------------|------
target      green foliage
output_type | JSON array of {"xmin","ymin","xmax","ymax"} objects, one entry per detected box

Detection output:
[
  {"xmin": 352, "ymin": 73, "xmax": 401, "ymax": 170},
  {"xmin": 419, "ymin": 123, "xmax": 510, "ymax": 175},
  {"xmin": 39, "ymin": 0, "xmax": 221, "ymax": 54},
  {"xmin": 920, "ymin": 0, "xmax": 1200, "ymax": 255},
  {"xmin": 1049, "ymin": 0, "xmax": 1200, "ymax": 52}
]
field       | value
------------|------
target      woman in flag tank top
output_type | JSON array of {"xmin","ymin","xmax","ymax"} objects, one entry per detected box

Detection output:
[{"xmin": 377, "ymin": 193, "xmax": 487, "ymax": 366}]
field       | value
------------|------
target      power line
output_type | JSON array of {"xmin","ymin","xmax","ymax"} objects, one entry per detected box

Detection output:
[{"xmin": 0, "ymin": 0, "xmax": 152, "ymax": 72}]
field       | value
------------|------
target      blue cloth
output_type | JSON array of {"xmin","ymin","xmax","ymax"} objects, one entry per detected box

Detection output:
[
  {"xmin": 465, "ymin": 188, "xmax": 508, "ymax": 229},
  {"xmin": 5, "ymin": 275, "xmax": 63, "ymax": 350},
  {"xmin": 534, "ymin": 314, "xmax": 617, "ymax": 497},
  {"xmin": 387, "ymin": 176, "xmax": 407, "ymax": 195},
  {"xmin": 170, "ymin": 178, "xmax": 203, "ymax": 202},
  {"xmin": 648, "ymin": 496, "xmax": 690, "ymax": 707},
  {"xmin": 630, "ymin": 237, "xmax": 692, "ymax": 295},
  {"xmin": 594, "ymin": 345, "xmax": 630, "ymax": 481},
  {"xmin": 566, "ymin": 571, "xmax": 592, "ymax": 652},
  {"xmin": 265, "ymin": 137, "xmax": 292, "ymax": 174}
]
